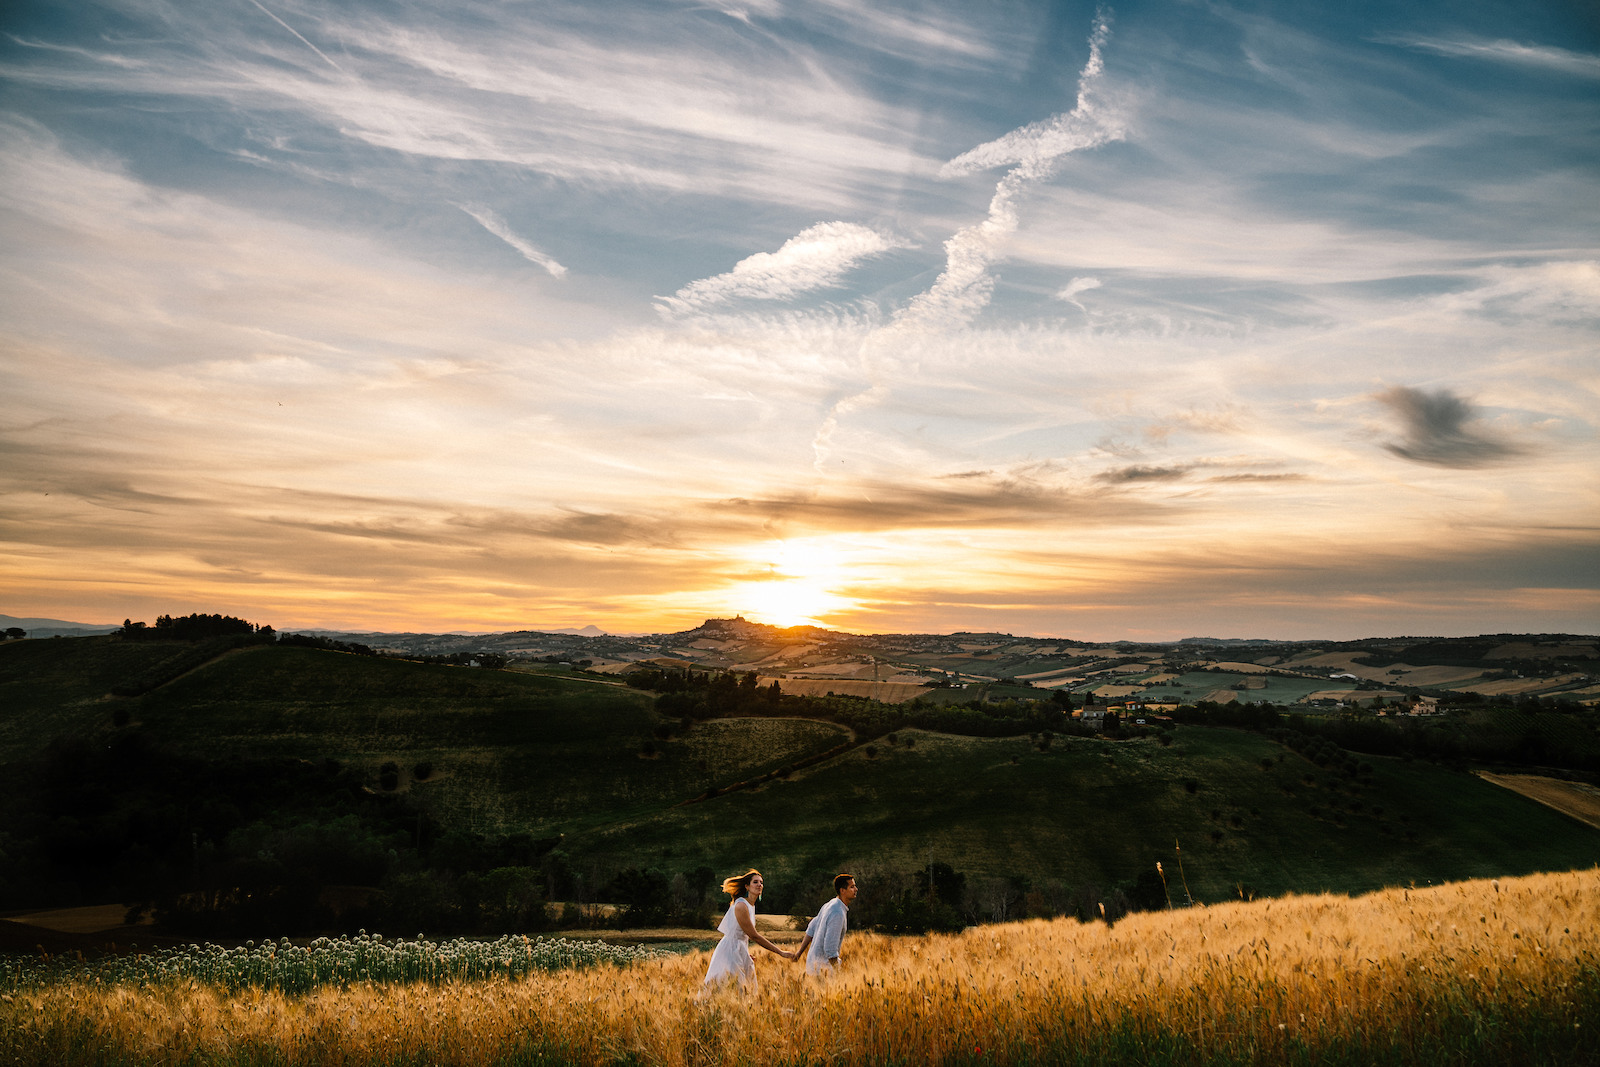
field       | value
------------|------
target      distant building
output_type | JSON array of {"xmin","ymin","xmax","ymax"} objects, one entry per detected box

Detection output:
[{"xmin": 1079, "ymin": 708, "xmax": 1121, "ymax": 732}]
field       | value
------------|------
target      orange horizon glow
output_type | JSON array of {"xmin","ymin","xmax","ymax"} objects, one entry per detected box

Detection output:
[{"xmin": 6, "ymin": 517, "xmax": 1596, "ymax": 641}]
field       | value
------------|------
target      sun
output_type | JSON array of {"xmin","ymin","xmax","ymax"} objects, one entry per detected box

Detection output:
[
  {"xmin": 733, "ymin": 539, "xmax": 857, "ymax": 629},
  {"xmin": 742, "ymin": 577, "xmax": 852, "ymax": 629}
]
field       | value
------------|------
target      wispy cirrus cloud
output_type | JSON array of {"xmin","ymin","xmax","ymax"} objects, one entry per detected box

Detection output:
[
  {"xmin": 657, "ymin": 221, "xmax": 903, "ymax": 315},
  {"xmin": 1, "ymin": 1, "xmax": 936, "ymax": 214},
  {"xmin": 1379, "ymin": 34, "xmax": 1600, "ymax": 78},
  {"xmin": 808, "ymin": 0, "xmax": 1000, "ymax": 62},
  {"xmin": 1376, "ymin": 386, "xmax": 1523, "ymax": 468}
]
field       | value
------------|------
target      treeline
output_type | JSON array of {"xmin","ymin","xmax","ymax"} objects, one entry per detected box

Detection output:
[
  {"xmin": 1168, "ymin": 701, "xmax": 1286, "ymax": 731},
  {"xmin": 120, "ymin": 614, "xmax": 274, "ymax": 642},
  {"xmin": 847, "ymin": 859, "xmax": 1173, "ymax": 932},
  {"xmin": 628, "ymin": 668, "xmax": 1064, "ymax": 739},
  {"xmin": 1276, "ymin": 706, "xmax": 1600, "ymax": 773},
  {"xmin": 1165, "ymin": 696, "xmax": 1600, "ymax": 774},
  {"xmin": 119, "ymin": 617, "xmax": 514, "ymax": 671}
]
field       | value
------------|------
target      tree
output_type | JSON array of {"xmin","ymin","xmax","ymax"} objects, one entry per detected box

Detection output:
[
  {"xmin": 606, "ymin": 867, "xmax": 671, "ymax": 927},
  {"xmin": 2, "ymin": 627, "xmax": 24, "ymax": 640}
]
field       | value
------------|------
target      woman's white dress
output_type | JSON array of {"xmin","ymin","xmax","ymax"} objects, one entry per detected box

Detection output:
[{"xmin": 702, "ymin": 896, "xmax": 757, "ymax": 990}]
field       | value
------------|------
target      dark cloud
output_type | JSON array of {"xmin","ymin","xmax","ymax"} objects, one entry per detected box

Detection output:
[
  {"xmin": 711, "ymin": 477, "xmax": 1166, "ymax": 533},
  {"xmin": 1096, "ymin": 465, "xmax": 1189, "ymax": 484},
  {"xmin": 521, "ymin": 511, "xmax": 670, "ymax": 547},
  {"xmin": 1377, "ymin": 386, "xmax": 1522, "ymax": 468}
]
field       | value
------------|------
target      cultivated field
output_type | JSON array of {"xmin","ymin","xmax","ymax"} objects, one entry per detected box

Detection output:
[
  {"xmin": 756, "ymin": 676, "xmax": 931, "ymax": 704},
  {"xmin": 5, "ymin": 869, "xmax": 1596, "ymax": 1066},
  {"xmin": 1462, "ymin": 673, "xmax": 1592, "ymax": 698}
]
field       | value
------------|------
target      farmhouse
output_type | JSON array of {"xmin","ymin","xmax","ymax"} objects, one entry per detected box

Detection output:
[{"xmin": 1078, "ymin": 707, "xmax": 1121, "ymax": 731}]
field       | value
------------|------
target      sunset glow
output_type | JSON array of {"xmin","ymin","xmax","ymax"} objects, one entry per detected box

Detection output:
[
  {"xmin": 730, "ymin": 541, "xmax": 858, "ymax": 629},
  {"xmin": 1, "ymin": 1, "xmax": 1596, "ymax": 639}
]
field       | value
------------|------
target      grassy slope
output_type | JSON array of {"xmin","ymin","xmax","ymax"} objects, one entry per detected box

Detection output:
[
  {"xmin": 5, "ymin": 638, "xmax": 1596, "ymax": 904},
  {"xmin": 0, "ymin": 638, "xmax": 183, "ymax": 762},
  {"xmin": 130, "ymin": 644, "xmax": 847, "ymax": 836},
  {"xmin": 574, "ymin": 724, "xmax": 1600, "ymax": 899}
]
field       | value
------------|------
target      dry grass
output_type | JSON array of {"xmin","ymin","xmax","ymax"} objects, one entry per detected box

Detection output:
[
  {"xmin": 1286, "ymin": 656, "xmax": 1484, "ymax": 688},
  {"xmin": 1303, "ymin": 688, "xmax": 1405, "ymax": 704},
  {"xmin": 6, "ymin": 868, "xmax": 1597, "ymax": 1066},
  {"xmin": 1463, "ymin": 673, "xmax": 1591, "ymax": 697}
]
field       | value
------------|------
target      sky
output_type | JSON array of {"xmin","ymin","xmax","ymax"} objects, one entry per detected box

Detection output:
[{"xmin": 1, "ymin": 0, "xmax": 1597, "ymax": 641}]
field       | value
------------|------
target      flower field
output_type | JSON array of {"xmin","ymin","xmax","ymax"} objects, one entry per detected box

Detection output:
[
  {"xmin": 4, "ymin": 868, "xmax": 1598, "ymax": 1066},
  {"xmin": 2, "ymin": 932, "xmax": 660, "ymax": 994}
]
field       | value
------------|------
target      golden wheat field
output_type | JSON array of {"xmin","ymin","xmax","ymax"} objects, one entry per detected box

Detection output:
[{"xmin": 5, "ymin": 868, "xmax": 1598, "ymax": 1066}]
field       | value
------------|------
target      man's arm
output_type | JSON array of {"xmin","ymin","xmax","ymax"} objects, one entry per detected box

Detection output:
[{"xmin": 818, "ymin": 902, "xmax": 846, "ymax": 963}]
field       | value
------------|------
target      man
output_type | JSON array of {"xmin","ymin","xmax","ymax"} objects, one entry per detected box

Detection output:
[{"xmin": 794, "ymin": 873, "xmax": 856, "ymax": 975}]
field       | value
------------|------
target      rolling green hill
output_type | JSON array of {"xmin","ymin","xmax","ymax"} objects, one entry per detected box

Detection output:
[
  {"xmin": 2, "ymin": 636, "xmax": 1596, "ymax": 929},
  {"xmin": 132, "ymin": 644, "xmax": 846, "ymax": 835},
  {"xmin": 578, "ymin": 720, "xmax": 1599, "ymax": 906}
]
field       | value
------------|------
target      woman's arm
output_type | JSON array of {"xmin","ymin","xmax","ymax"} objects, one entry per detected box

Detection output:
[{"xmin": 735, "ymin": 899, "xmax": 793, "ymax": 958}]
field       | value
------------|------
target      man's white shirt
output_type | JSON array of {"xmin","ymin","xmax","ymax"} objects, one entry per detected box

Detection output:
[{"xmin": 804, "ymin": 896, "xmax": 848, "ymax": 974}]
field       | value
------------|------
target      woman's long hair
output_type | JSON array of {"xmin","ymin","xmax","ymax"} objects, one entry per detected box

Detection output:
[{"xmin": 721, "ymin": 868, "xmax": 761, "ymax": 899}]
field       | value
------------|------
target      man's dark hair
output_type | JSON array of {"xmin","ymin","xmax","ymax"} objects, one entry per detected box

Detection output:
[{"xmin": 834, "ymin": 873, "xmax": 855, "ymax": 894}]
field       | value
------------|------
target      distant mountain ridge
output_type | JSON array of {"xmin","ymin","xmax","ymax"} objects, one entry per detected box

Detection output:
[{"xmin": 0, "ymin": 613, "xmax": 121, "ymax": 637}]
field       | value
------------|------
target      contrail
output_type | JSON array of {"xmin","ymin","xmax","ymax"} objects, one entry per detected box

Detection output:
[
  {"xmin": 897, "ymin": 8, "xmax": 1121, "ymax": 332},
  {"xmin": 459, "ymin": 204, "xmax": 569, "ymax": 278},
  {"xmin": 808, "ymin": 10, "xmax": 1123, "ymax": 469},
  {"xmin": 246, "ymin": 0, "xmax": 344, "ymax": 72}
]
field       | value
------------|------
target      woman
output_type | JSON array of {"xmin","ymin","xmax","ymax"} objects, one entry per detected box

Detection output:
[{"xmin": 701, "ymin": 869, "xmax": 793, "ymax": 992}]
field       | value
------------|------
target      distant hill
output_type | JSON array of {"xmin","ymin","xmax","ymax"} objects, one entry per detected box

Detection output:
[
  {"xmin": 0, "ymin": 612, "xmax": 121, "ymax": 637},
  {"xmin": 10, "ymin": 613, "xmax": 1597, "ymax": 705},
  {"xmin": 289, "ymin": 618, "xmax": 1597, "ymax": 709}
]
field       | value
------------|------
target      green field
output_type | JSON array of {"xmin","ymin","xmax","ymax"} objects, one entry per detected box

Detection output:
[{"xmin": 2, "ymin": 636, "xmax": 1597, "ymax": 925}]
